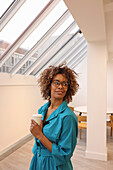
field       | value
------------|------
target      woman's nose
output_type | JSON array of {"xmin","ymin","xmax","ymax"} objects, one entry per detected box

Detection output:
[{"xmin": 58, "ymin": 83, "xmax": 63, "ymax": 88}]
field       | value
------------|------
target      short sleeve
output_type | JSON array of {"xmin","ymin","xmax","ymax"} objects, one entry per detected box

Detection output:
[{"xmin": 52, "ymin": 115, "xmax": 78, "ymax": 167}]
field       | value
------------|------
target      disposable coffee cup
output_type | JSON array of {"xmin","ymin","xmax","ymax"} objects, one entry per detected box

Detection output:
[{"xmin": 32, "ymin": 114, "xmax": 42, "ymax": 125}]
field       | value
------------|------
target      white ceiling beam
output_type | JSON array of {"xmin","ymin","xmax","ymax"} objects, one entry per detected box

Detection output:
[
  {"xmin": 10, "ymin": 10, "xmax": 70, "ymax": 76},
  {"xmin": 0, "ymin": 0, "xmax": 60, "ymax": 67},
  {"xmin": 0, "ymin": 0, "xmax": 26, "ymax": 31},
  {"xmin": 25, "ymin": 22, "xmax": 76, "ymax": 77}
]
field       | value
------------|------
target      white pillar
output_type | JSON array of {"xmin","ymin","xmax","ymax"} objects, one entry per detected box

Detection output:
[{"xmin": 86, "ymin": 41, "xmax": 107, "ymax": 161}]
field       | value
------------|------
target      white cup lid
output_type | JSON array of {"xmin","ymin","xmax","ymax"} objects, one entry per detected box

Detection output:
[{"xmin": 32, "ymin": 114, "xmax": 42, "ymax": 117}]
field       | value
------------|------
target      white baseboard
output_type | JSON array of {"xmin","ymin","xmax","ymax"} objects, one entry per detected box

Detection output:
[
  {"xmin": 0, "ymin": 134, "xmax": 33, "ymax": 161},
  {"xmin": 85, "ymin": 148, "xmax": 107, "ymax": 161}
]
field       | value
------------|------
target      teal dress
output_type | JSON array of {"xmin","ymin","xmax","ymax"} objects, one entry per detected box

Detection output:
[{"xmin": 30, "ymin": 101, "xmax": 78, "ymax": 170}]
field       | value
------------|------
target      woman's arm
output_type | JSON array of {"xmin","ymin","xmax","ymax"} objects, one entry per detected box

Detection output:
[
  {"xmin": 51, "ymin": 115, "xmax": 78, "ymax": 167},
  {"xmin": 30, "ymin": 119, "xmax": 52, "ymax": 152}
]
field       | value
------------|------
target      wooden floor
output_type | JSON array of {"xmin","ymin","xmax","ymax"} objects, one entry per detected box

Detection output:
[{"xmin": 0, "ymin": 128, "xmax": 113, "ymax": 170}]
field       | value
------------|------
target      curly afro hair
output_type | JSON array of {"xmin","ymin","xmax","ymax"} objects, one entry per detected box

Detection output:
[{"xmin": 38, "ymin": 64, "xmax": 79, "ymax": 104}]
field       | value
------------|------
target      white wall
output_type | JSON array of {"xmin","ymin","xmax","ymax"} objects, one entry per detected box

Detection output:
[
  {"xmin": 70, "ymin": 55, "xmax": 113, "ymax": 110},
  {"xmin": 71, "ymin": 57, "xmax": 87, "ymax": 107},
  {"xmin": 0, "ymin": 74, "xmax": 45, "ymax": 152},
  {"xmin": 86, "ymin": 41, "xmax": 107, "ymax": 161},
  {"xmin": 107, "ymin": 59, "xmax": 113, "ymax": 108}
]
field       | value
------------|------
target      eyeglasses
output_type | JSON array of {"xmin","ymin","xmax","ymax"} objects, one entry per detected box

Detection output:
[{"xmin": 52, "ymin": 80, "xmax": 69, "ymax": 88}]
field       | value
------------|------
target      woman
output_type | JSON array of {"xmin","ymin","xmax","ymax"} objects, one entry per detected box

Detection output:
[{"xmin": 30, "ymin": 64, "xmax": 79, "ymax": 170}]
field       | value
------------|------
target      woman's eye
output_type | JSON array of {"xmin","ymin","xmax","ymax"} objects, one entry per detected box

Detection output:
[
  {"xmin": 63, "ymin": 83, "xmax": 68, "ymax": 86},
  {"xmin": 55, "ymin": 82, "xmax": 59, "ymax": 85},
  {"xmin": 63, "ymin": 82, "xmax": 68, "ymax": 86},
  {"xmin": 63, "ymin": 83, "xmax": 66, "ymax": 86}
]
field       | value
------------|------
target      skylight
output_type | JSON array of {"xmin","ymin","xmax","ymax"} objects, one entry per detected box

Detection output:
[
  {"xmin": 0, "ymin": 0, "xmax": 50, "ymax": 48},
  {"xmin": 0, "ymin": 0, "xmax": 87, "ymax": 76},
  {"xmin": 19, "ymin": 0, "xmax": 68, "ymax": 51}
]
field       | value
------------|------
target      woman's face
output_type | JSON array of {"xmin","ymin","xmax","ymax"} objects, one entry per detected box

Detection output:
[{"xmin": 50, "ymin": 74, "xmax": 68, "ymax": 101}]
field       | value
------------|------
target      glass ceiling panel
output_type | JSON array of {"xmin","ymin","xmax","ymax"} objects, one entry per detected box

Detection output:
[
  {"xmin": 26, "ymin": 27, "xmax": 79, "ymax": 76},
  {"xmin": 0, "ymin": 0, "xmax": 50, "ymax": 53},
  {"xmin": 19, "ymin": 0, "xmax": 68, "ymax": 52},
  {"xmin": 17, "ymin": 18, "xmax": 76, "ymax": 75},
  {"xmin": 33, "ymin": 32, "xmax": 82, "ymax": 76},
  {"xmin": 34, "ymin": 15, "xmax": 74, "ymax": 58},
  {"xmin": 0, "ymin": 0, "xmax": 86, "ymax": 76},
  {"xmin": 20, "ymin": 33, "xmax": 74, "ymax": 75},
  {"xmin": 0, "ymin": 0, "xmax": 14, "ymax": 17},
  {"xmin": 0, "ymin": 0, "xmax": 68, "ymax": 73},
  {"xmin": 53, "ymin": 33, "xmax": 84, "ymax": 66},
  {"xmin": 4, "ymin": 0, "xmax": 68, "ymax": 74}
]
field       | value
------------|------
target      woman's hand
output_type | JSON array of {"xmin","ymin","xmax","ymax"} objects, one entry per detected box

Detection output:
[
  {"xmin": 30, "ymin": 119, "xmax": 52, "ymax": 152},
  {"xmin": 30, "ymin": 119, "xmax": 43, "ymax": 139}
]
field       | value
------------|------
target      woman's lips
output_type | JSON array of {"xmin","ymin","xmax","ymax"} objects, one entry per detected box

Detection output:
[{"xmin": 56, "ymin": 91, "xmax": 64, "ymax": 94}]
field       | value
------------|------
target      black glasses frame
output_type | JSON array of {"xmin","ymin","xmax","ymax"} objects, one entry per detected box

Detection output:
[{"xmin": 52, "ymin": 80, "xmax": 69, "ymax": 88}]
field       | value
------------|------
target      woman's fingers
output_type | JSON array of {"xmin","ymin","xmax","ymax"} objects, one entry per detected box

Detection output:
[
  {"xmin": 30, "ymin": 119, "xmax": 40, "ymax": 132},
  {"xmin": 31, "ymin": 119, "xmax": 37, "ymax": 125},
  {"xmin": 30, "ymin": 120, "xmax": 35, "ymax": 132}
]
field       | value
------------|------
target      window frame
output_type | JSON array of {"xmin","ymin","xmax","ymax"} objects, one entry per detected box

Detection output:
[{"xmin": 0, "ymin": 0, "xmax": 26, "ymax": 31}]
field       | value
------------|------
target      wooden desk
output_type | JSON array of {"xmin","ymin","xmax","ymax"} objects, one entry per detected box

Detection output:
[
  {"xmin": 75, "ymin": 106, "xmax": 113, "ymax": 137},
  {"xmin": 74, "ymin": 106, "xmax": 87, "ymax": 114}
]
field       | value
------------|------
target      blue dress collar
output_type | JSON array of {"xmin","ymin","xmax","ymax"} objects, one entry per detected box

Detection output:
[{"xmin": 38, "ymin": 101, "xmax": 67, "ymax": 121}]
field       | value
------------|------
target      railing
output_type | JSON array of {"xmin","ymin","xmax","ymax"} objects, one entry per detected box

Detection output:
[{"xmin": 0, "ymin": 48, "xmax": 35, "ymax": 74}]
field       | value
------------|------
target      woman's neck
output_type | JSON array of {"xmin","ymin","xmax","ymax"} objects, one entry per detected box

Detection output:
[{"xmin": 50, "ymin": 98, "xmax": 63, "ymax": 110}]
